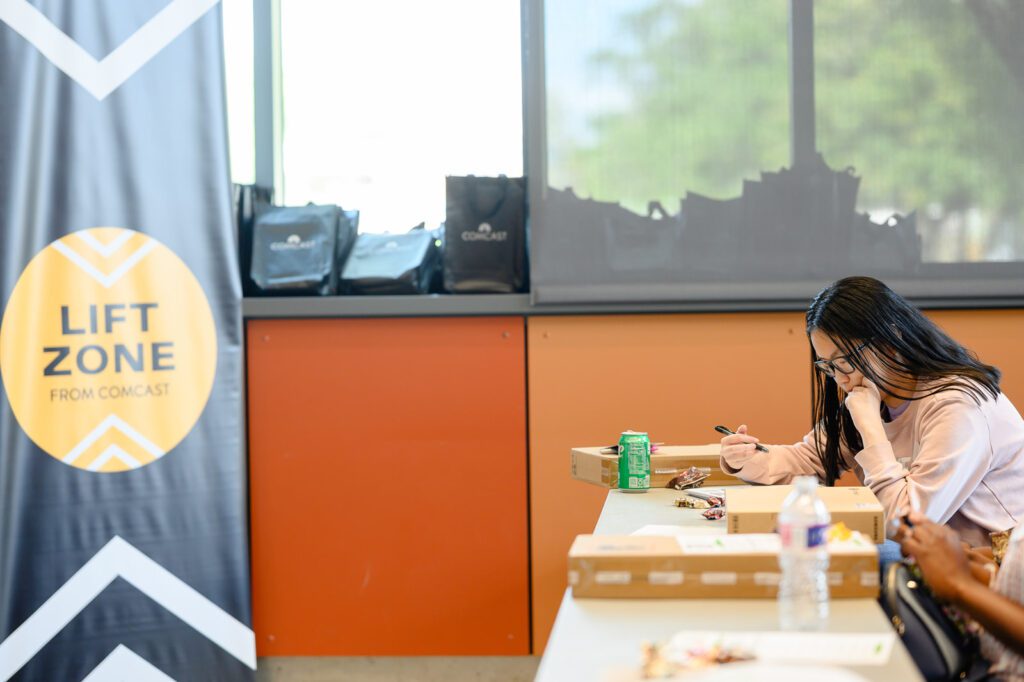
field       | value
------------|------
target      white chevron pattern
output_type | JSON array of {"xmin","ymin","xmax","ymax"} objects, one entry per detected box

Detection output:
[
  {"xmin": 0, "ymin": 0, "xmax": 220, "ymax": 100},
  {"xmin": 81, "ymin": 645, "xmax": 174, "ymax": 682},
  {"xmin": 51, "ymin": 237, "xmax": 157, "ymax": 289},
  {"xmin": 76, "ymin": 230, "xmax": 134, "ymax": 258},
  {"xmin": 0, "ymin": 536, "xmax": 256, "ymax": 680},
  {"xmin": 62, "ymin": 414, "xmax": 165, "ymax": 467},
  {"xmin": 86, "ymin": 444, "xmax": 144, "ymax": 472}
]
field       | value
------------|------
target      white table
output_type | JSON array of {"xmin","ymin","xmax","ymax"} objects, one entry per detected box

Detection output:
[{"xmin": 535, "ymin": 488, "xmax": 922, "ymax": 681}]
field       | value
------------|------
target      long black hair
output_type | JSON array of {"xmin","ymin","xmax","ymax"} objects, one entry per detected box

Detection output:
[{"xmin": 806, "ymin": 276, "xmax": 1001, "ymax": 486}]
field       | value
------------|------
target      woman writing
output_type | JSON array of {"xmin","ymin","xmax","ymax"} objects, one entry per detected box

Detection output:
[{"xmin": 719, "ymin": 276, "xmax": 1024, "ymax": 545}]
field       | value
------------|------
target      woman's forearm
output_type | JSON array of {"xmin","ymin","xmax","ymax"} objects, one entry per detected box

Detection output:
[
  {"xmin": 953, "ymin": 579, "xmax": 1024, "ymax": 656},
  {"xmin": 857, "ymin": 422, "xmax": 889, "ymax": 449}
]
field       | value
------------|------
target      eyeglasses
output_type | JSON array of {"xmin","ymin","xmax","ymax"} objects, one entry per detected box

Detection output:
[{"xmin": 813, "ymin": 340, "xmax": 871, "ymax": 377}]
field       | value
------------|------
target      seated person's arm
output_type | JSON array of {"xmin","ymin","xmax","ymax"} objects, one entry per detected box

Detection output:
[
  {"xmin": 719, "ymin": 425, "xmax": 828, "ymax": 484},
  {"xmin": 900, "ymin": 513, "xmax": 1024, "ymax": 656},
  {"xmin": 861, "ymin": 397, "xmax": 993, "ymax": 538}
]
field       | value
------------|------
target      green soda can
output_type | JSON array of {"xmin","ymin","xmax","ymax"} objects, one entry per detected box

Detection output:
[{"xmin": 617, "ymin": 431, "xmax": 651, "ymax": 492}]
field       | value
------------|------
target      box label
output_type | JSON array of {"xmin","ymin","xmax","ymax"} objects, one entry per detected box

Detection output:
[
  {"xmin": 861, "ymin": 571, "xmax": 880, "ymax": 587},
  {"xmin": 648, "ymin": 571, "xmax": 684, "ymax": 585},
  {"xmin": 595, "ymin": 571, "xmax": 631, "ymax": 585},
  {"xmin": 700, "ymin": 572, "xmax": 738, "ymax": 585}
]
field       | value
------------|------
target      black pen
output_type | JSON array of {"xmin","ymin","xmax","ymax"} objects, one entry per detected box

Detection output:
[{"xmin": 714, "ymin": 425, "xmax": 769, "ymax": 453}]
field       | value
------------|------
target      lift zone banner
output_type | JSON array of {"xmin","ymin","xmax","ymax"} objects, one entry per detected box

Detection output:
[{"xmin": 0, "ymin": 1, "xmax": 253, "ymax": 680}]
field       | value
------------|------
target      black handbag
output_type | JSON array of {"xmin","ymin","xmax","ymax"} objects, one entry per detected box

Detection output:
[
  {"xmin": 443, "ymin": 175, "xmax": 526, "ymax": 293},
  {"xmin": 880, "ymin": 561, "xmax": 977, "ymax": 682},
  {"xmin": 250, "ymin": 204, "xmax": 355, "ymax": 296},
  {"xmin": 233, "ymin": 183, "xmax": 273, "ymax": 296},
  {"xmin": 339, "ymin": 227, "xmax": 439, "ymax": 295}
]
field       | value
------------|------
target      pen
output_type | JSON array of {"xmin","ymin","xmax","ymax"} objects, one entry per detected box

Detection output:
[{"xmin": 714, "ymin": 425, "xmax": 769, "ymax": 453}]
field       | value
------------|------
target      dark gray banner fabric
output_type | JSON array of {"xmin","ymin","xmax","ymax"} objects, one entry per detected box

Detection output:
[{"xmin": 0, "ymin": 1, "xmax": 254, "ymax": 680}]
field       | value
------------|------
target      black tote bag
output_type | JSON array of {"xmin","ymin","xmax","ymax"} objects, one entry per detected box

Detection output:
[
  {"xmin": 340, "ymin": 228, "xmax": 439, "ymax": 295},
  {"xmin": 233, "ymin": 183, "xmax": 273, "ymax": 296},
  {"xmin": 250, "ymin": 204, "xmax": 353, "ymax": 295},
  {"xmin": 880, "ymin": 562, "xmax": 978, "ymax": 682},
  {"xmin": 444, "ymin": 175, "xmax": 527, "ymax": 293}
]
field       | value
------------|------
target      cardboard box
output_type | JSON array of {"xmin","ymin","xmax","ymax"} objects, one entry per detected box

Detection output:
[
  {"xmin": 726, "ymin": 485, "xmax": 886, "ymax": 543},
  {"xmin": 567, "ymin": 533, "xmax": 879, "ymax": 599},
  {"xmin": 571, "ymin": 444, "xmax": 741, "ymax": 489}
]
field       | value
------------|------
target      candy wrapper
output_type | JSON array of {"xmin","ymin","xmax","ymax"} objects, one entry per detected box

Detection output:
[
  {"xmin": 826, "ymin": 521, "xmax": 854, "ymax": 542},
  {"xmin": 665, "ymin": 466, "xmax": 709, "ymax": 491},
  {"xmin": 676, "ymin": 494, "xmax": 724, "ymax": 509},
  {"xmin": 674, "ymin": 488, "xmax": 726, "ymax": 519},
  {"xmin": 641, "ymin": 635, "xmax": 755, "ymax": 678},
  {"xmin": 702, "ymin": 507, "xmax": 726, "ymax": 520},
  {"xmin": 991, "ymin": 528, "xmax": 1013, "ymax": 566}
]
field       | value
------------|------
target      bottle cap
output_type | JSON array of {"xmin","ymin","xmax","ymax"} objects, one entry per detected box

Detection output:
[{"xmin": 794, "ymin": 475, "xmax": 818, "ymax": 492}]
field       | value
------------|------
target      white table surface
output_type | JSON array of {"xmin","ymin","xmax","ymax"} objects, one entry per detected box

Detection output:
[{"xmin": 534, "ymin": 487, "xmax": 922, "ymax": 682}]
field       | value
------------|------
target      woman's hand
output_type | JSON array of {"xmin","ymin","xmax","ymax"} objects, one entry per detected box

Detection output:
[
  {"xmin": 902, "ymin": 515, "xmax": 1024, "ymax": 656},
  {"xmin": 962, "ymin": 544, "xmax": 999, "ymax": 585},
  {"xmin": 966, "ymin": 545, "xmax": 995, "ymax": 562},
  {"xmin": 719, "ymin": 424, "xmax": 764, "ymax": 468},
  {"xmin": 899, "ymin": 512, "xmax": 974, "ymax": 602},
  {"xmin": 844, "ymin": 378, "xmax": 887, "ymax": 447}
]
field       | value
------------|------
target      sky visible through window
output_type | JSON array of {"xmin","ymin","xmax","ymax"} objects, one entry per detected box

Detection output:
[
  {"xmin": 222, "ymin": 0, "xmax": 255, "ymax": 186},
  {"xmin": 278, "ymin": 0, "xmax": 523, "ymax": 234}
]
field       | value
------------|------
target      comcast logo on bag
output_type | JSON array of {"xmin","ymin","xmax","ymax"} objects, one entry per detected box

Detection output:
[
  {"xmin": 0, "ymin": 228, "xmax": 216, "ymax": 472},
  {"xmin": 270, "ymin": 233, "xmax": 316, "ymax": 251},
  {"xmin": 462, "ymin": 222, "xmax": 508, "ymax": 242}
]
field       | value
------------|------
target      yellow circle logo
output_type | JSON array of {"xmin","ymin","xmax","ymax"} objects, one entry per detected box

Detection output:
[{"xmin": 0, "ymin": 228, "xmax": 217, "ymax": 472}]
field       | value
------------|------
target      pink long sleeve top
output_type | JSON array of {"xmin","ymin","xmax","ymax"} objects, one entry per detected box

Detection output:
[{"xmin": 720, "ymin": 388, "xmax": 1024, "ymax": 546}]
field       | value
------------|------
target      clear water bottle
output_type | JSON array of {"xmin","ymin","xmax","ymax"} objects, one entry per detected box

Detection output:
[{"xmin": 777, "ymin": 476, "xmax": 831, "ymax": 631}]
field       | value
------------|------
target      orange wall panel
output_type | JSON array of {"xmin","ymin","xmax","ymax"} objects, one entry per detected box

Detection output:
[
  {"xmin": 247, "ymin": 317, "xmax": 529, "ymax": 656},
  {"xmin": 527, "ymin": 309, "xmax": 1024, "ymax": 652},
  {"xmin": 928, "ymin": 310, "xmax": 1024, "ymax": 404},
  {"xmin": 527, "ymin": 312, "xmax": 811, "ymax": 651}
]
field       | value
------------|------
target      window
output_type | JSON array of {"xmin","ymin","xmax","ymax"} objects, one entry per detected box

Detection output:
[
  {"xmin": 815, "ymin": 0, "xmax": 1024, "ymax": 264},
  {"xmin": 223, "ymin": 0, "xmax": 255, "ymax": 185},
  {"xmin": 528, "ymin": 0, "xmax": 1024, "ymax": 304},
  {"xmin": 545, "ymin": 0, "xmax": 789, "ymax": 212},
  {"xmin": 244, "ymin": 0, "xmax": 1024, "ymax": 302},
  {"xmin": 278, "ymin": 0, "xmax": 523, "ymax": 234}
]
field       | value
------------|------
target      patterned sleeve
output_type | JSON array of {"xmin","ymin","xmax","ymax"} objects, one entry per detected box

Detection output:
[{"xmin": 981, "ymin": 525, "xmax": 1024, "ymax": 678}]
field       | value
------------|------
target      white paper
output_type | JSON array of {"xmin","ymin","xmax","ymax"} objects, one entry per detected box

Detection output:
[
  {"xmin": 759, "ymin": 632, "xmax": 894, "ymax": 665},
  {"xmin": 660, "ymin": 631, "xmax": 895, "ymax": 667},
  {"xmin": 677, "ymin": 663, "xmax": 871, "ymax": 682},
  {"xmin": 631, "ymin": 527, "xmax": 872, "ymax": 555},
  {"xmin": 676, "ymin": 534, "xmax": 781, "ymax": 554}
]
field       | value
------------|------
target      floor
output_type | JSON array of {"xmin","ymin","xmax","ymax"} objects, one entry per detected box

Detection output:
[{"xmin": 255, "ymin": 656, "xmax": 541, "ymax": 682}]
